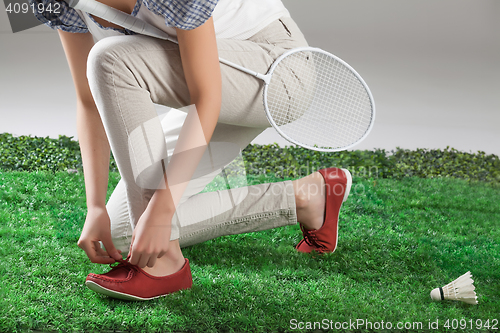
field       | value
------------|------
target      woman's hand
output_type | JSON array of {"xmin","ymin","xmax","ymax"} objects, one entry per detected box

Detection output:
[
  {"xmin": 77, "ymin": 206, "xmax": 122, "ymax": 264},
  {"xmin": 128, "ymin": 205, "xmax": 173, "ymax": 269}
]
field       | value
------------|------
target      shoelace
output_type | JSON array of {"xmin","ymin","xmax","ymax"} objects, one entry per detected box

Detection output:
[
  {"xmin": 109, "ymin": 255, "xmax": 138, "ymax": 271},
  {"xmin": 301, "ymin": 226, "xmax": 328, "ymax": 253}
]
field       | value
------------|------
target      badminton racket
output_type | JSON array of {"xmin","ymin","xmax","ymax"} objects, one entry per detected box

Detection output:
[{"xmin": 66, "ymin": 0, "xmax": 375, "ymax": 152}]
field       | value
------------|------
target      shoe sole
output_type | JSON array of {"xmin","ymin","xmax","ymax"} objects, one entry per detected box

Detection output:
[
  {"xmin": 341, "ymin": 168, "xmax": 352, "ymax": 203},
  {"xmin": 296, "ymin": 168, "xmax": 352, "ymax": 254},
  {"xmin": 85, "ymin": 280, "xmax": 169, "ymax": 301},
  {"xmin": 329, "ymin": 168, "xmax": 352, "ymax": 253}
]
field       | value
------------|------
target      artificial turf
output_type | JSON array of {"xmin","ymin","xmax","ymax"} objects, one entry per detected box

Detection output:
[{"xmin": 0, "ymin": 170, "xmax": 499, "ymax": 332}]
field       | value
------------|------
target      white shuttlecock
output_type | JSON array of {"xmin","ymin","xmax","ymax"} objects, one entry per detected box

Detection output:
[{"xmin": 430, "ymin": 271, "xmax": 478, "ymax": 304}]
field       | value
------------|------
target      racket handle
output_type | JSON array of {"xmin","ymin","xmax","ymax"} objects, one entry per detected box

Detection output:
[
  {"xmin": 218, "ymin": 58, "xmax": 270, "ymax": 83},
  {"xmin": 66, "ymin": 0, "xmax": 176, "ymax": 42}
]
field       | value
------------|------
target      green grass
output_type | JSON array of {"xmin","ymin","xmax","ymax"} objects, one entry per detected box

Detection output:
[{"xmin": 0, "ymin": 171, "xmax": 499, "ymax": 333}]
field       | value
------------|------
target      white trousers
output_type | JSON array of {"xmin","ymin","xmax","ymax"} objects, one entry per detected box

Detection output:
[{"xmin": 86, "ymin": 17, "xmax": 308, "ymax": 254}]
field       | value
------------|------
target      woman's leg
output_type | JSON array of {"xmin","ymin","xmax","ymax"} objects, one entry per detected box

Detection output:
[
  {"xmin": 105, "ymin": 109, "xmax": 275, "ymax": 254},
  {"xmin": 107, "ymin": 151, "xmax": 342, "ymax": 255},
  {"xmin": 105, "ymin": 116, "xmax": 342, "ymax": 256},
  {"xmin": 88, "ymin": 17, "xmax": 311, "ymax": 273},
  {"xmin": 106, "ymin": 108, "xmax": 297, "ymax": 252}
]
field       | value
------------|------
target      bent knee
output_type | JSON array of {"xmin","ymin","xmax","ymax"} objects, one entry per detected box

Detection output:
[
  {"xmin": 86, "ymin": 36, "xmax": 137, "ymax": 86},
  {"xmin": 87, "ymin": 37, "xmax": 120, "ymax": 76}
]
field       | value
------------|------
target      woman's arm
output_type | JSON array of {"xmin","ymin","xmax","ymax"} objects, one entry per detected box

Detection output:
[
  {"xmin": 149, "ymin": 16, "xmax": 222, "ymax": 211},
  {"xmin": 58, "ymin": 31, "xmax": 109, "ymax": 209},
  {"xmin": 128, "ymin": 16, "xmax": 222, "ymax": 268},
  {"xmin": 176, "ymin": 16, "xmax": 222, "ymax": 142},
  {"xmin": 58, "ymin": 30, "xmax": 122, "ymax": 263}
]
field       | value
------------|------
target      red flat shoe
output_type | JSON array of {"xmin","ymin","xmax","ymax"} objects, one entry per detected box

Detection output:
[
  {"xmin": 295, "ymin": 168, "xmax": 352, "ymax": 254},
  {"xmin": 85, "ymin": 257, "xmax": 193, "ymax": 301}
]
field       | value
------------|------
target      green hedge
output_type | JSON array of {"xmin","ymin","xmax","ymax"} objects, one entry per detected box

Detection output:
[
  {"xmin": 0, "ymin": 133, "xmax": 116, "ymax": 173},
  {"xmin": 242, "ymin": 144, "xmax": 500, "ymax": 184},
  {"xmin": 1, "ymin": 133, "xmax": 499, "ymax": 184}
]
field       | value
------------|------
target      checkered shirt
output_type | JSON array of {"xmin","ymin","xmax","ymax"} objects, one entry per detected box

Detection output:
[{"xmin": 29, "ymin": 0, "xmax": 218, "ymax": 33}]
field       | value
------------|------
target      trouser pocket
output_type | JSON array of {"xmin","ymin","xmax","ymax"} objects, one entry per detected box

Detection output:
[
  {"xmin": 278, "ymin": 18, "xmax": 292, "ymax": 37},
  {"xmin": 267, "ymin": 50, "xmax": 316, "ymax": 126}
]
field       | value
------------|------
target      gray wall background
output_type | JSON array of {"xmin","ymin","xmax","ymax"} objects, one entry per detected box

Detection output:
[{"xmin": 1, "ymin": 0, "xmax": 499, "ymax": 155}]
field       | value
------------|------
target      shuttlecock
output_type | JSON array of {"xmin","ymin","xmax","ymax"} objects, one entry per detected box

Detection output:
[{"xmin": 430, "ymin": 271, "xmax": 477, "ymax": 304}]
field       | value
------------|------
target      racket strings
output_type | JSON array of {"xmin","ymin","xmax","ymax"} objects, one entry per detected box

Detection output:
[{"xmin": 266, "ymin": 51, "xmax": 373, "ymax": 150}]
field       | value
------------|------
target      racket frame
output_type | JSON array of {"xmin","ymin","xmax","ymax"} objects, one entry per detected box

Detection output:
[{"xmin": 262, "ymin": 47, "xmax": 376, "ymax": 152}]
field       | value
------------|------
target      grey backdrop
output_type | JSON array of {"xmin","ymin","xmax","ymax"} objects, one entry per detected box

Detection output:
[{"xmin": 1, "ymin": 0, "xmax": 499, "ymax": 155}]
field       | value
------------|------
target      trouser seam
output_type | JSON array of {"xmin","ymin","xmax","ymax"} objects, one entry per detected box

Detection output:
[
  {"xmin": 284, "ymin": 180, "xmax": 298, "ymax": 225},
  {"xmin": 181, "ymin": 208, "xmax": 295, "ymax": 239}
]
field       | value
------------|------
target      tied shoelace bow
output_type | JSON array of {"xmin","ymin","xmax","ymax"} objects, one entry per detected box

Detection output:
[
  {"xmin": 300, "ymin": 226, "xmax": 328, "ymax": 253},
  {"xmin": 303, "ymin": 232, "xmax": 327, "ymax": 252}
]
